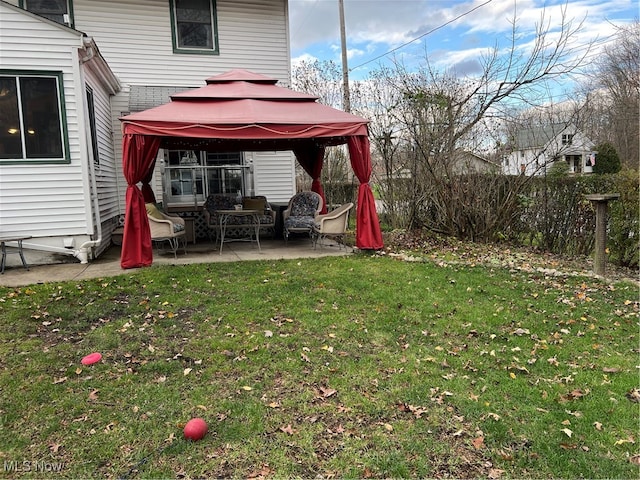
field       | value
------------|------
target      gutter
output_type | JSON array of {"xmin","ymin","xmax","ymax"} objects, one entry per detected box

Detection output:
[{"xmin": 81, "ymin": 37, "xmax": 121, "ymax": 95}]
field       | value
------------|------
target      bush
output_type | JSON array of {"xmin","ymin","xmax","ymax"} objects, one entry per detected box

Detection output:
[
  {"xmin": 520, "ymin": 171, "xmax": 638, "ymax": 268},
  {"xmin": 593, "ymin": 142, "xmax": 622, "ymax": 174}
]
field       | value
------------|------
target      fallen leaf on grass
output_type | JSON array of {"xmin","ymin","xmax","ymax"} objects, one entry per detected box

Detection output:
[
  {"xmin": 614, "ymin": 436, "xmax": 635, "ymax": 446},
  {"xmin": 560, "ymin": 443, "xmax": 578, "ymax": 450},
  {"xmin": 279, "ymin": 424, "xmax": 295, "ymax": 435},
  {"xmin": 398, "ymin": 403, "xmax": 428, "ymax": 418},
  {"xmin": 559, "ymin": 388, "xmax": 590, "ymax": 402},
  {"xmin": 247, "ymin": 464, "xmax": 273, "ymax": 479},
  {"xmin": 472, "ymin": 436, "xmax": 485, "ymax": 450},
  {"xmin": 362, "ymin": 467, "xmax": 375, "ymax": 478},
  {"xmin": 318, "ymin": 386, "xmax": 337, "ymax": 398},
  {"xmin": 488, "ymin": 468, "xmax": 505, "ymax": 479},
  {"xmin": 593, "ymin": 422, "xmax": 603, "ymax": 431},
  {"xmin": 630, "ymin": 455, "xmax": 640, "ymax": 465},
  {"xmin": 48, "ymin": 443, "xmax": 63, "ymax": 453},
  {"xmin": 88, "ymin": 389, "xmax": 99, "ymax": 401},
  {"xmin": 183, "ymin": 368, "xmax": 192, "ymax": 376},
  {"xmin": 561, "ymin": 428, "xmax": 573, "ymax": 438},
  {"xmin": 625, "ymin": 388, "xmax": 640, "ymax": 403},
  {"xmin": 53, "ymin": 376, "xmax": 67, "ymax": 384}
]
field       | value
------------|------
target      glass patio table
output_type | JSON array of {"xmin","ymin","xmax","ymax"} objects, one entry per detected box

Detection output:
[{"xmin": 216, "ymin": 209, "xmax": 261, "ymax": 255}]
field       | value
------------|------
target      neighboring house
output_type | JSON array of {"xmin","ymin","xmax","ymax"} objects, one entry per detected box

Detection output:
[
  {"xmin": 503, "ymin": 123, "xmax": 596, "ymax": 176},
  {"xmin": 450, "ymin": 150, "xmax": 499, "ymax": 174},
  {"xmin": 0, "ymin": 0, "xmax": 293, "ymax": 265}
]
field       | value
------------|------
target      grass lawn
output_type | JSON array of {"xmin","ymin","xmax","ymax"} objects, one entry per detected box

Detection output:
[{"xmin": 0, "ymin": 251, "xmax": 638, "ymax": 479}]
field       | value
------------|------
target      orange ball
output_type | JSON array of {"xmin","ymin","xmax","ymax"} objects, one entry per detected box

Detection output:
[{"xmin": 183, "ymin": 417, "xmax": 208, "ymax": 441}]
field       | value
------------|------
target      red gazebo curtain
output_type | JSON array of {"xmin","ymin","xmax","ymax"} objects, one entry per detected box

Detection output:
[
  {"xmin": 121, "ymin": 134, "xmax": 161, "ymax": 269},
  {"xmin": 293, "ymin": 144, "xmax": 327, "ymax": 214},
  {"xmin": 347, "ymin": 135, "xmax": 383, "ymax": 250}
]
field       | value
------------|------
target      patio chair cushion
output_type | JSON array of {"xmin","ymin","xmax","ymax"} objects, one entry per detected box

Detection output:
[
  {"xmin": 243, "ymin": 197, "xmax": 267, "ymax": 212},
  {"xmin": 290, "ymin": 192, "xmax": 320, "ymax": 217},
  {"xmin": 285, "ymin": 216, "xmax": 316, "ymax": 229},
  {"xmin": 146, "ymin": 203, "xmax": 164, "ymax": 219}
]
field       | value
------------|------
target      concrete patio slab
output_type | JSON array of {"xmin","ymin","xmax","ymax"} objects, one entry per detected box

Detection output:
[{"xmin": 0, "ymin": 237, "xmax": 353, "ymax": 287}]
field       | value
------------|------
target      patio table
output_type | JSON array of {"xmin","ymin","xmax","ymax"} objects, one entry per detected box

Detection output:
[
  {"xmin": 0, "ymin": 236, "xmax": 31, "ymax": 274},
  {"xmin": 216, "ymin": 209, "xmax": 261, "ymax": 255}
]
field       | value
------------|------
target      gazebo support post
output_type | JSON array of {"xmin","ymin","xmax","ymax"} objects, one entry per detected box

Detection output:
[{"xmin": 585, "ymin": 194, "xmax": 620, "ymax": 276}]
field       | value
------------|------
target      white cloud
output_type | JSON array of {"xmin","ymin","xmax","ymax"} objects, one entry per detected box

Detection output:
[{"xmin": 289, "ymin": 0, "xmax": 636, "ymax": 80}]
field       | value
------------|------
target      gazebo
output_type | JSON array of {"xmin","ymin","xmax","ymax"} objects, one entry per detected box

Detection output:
[{"xmin": 119, "ymin": 69, "xmax": 383, "ymax": 269}]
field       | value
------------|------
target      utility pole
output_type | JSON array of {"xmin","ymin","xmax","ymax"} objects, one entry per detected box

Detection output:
[{"xmin": 338, "ymin": 0, "xmax": 350, "ymax": 112}]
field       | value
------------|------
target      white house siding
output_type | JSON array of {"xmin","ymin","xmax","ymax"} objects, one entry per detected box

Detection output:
[
  {"xmin": 71, "ymin": 0, "xmax": 295, "ymax": 214},
  {"xmin": 0, "ymin": 5, "xmax": 94, "ymax": 255},
  {"xmin": 249, "ymin": 151, "xmax": 296, "ymax": 203}
]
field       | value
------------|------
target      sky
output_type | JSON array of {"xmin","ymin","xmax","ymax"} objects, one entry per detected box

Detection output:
[{"xmin": 289, "ymin": 0, "xmax": 638, "ymax": 100}]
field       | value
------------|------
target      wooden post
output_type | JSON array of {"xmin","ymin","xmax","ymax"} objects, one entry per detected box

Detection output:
[{"xmin": 585, "ymin": 194, "xmax": 620, "ymax": 276}]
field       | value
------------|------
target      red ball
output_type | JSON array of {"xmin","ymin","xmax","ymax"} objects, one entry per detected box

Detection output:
[{"xmin": 183, "ymin": 417, "xmax": 208, "ymax": 441}]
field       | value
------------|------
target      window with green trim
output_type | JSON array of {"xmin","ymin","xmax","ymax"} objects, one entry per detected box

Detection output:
[
  {"xmin": 86, "ymin": 86, "xmax": 100, "ymax": 166},
  {"xmin": 0, "ymin": 73, "xmax": 68, "ymax": 163},
  {"xmin": 21, "ymin": 0, "xmax": 74, "ymax": 27},
  {"xmin": 169, "ymin": 0, "xmax": 219, "ymax": 54}
]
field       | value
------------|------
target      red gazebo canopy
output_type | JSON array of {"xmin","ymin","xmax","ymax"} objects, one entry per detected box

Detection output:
[{"xmin": 119, "ymin": 69, "xmax": 383, "ymax": 269}]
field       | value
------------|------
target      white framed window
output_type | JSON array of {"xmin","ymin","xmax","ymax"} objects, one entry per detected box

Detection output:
[
  {"xmin": 0, "ymin": 71, "xmax": 69, "ymax": 164},
  {"xmin": 169, "ymin": 0, "xmax": 219, "ymax": 55},
  {"xmin": 561, "ymin": 134, "xmax": 574, "ymax": 146},
  {"xmin": 163, "ymin": 150, "xmax": 247, "ymax": 205},
  {"xmin": 22, "ymin": 0, "xmax": 73, "ymax": 27}
]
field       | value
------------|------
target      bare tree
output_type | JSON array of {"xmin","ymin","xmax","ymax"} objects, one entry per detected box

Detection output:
[
  {"xmin": 362, "ymin": 3, "xmax": 593, "ymax": 241},
  {"xmin": 290, "ymin": 60, "xmax": 353, "ymax": 194},
  {"xmin": 583, "ymin": 20, "xmax": 639, "ymax": 169}
]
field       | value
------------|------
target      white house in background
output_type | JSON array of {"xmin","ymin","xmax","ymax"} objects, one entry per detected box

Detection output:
[
  {"xmin": 0, "ymin": 0, "xmax": 293, "ymax": 266},
  {"xmin": 503, "ymin": 123, "xmax": 596, "ymax": 176}
]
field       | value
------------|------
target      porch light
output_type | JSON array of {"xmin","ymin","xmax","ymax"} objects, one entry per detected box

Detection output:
[
  {"xmin": 27, "ymin": 128, "xmax": 35, "ymax": 135},
  {"xmin": 7, "ymin": 128, "xmax": 18, "ymax": 134}
]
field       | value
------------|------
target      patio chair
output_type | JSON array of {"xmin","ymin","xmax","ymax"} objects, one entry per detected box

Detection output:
[
  {"xmin": 312, "ymin": 202, "xmax": 354, "ymax": 249},
  {"xmin": 146, "ymin": 203, "xmax": 186, "ymax": 258},
  {"xmin": 282, "ymin": 191, "xmax": 323, "ymax": 243}
]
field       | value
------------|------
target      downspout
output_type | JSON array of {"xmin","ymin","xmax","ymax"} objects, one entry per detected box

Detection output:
[
  {"xmin": 17, "ymin": 242, "xmax": 92, "ymax": 264},
  {"xmin": 73, "ymin": 37, "xmax": 120, "ymax": 263},
  {"xmin": 75, "ymin": 38, "xmax": 120, "ymax": 263}
]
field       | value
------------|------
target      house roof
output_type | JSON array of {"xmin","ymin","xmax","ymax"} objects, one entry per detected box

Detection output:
[
  {"xmin": 129, "ymin": 85, "xmax": 195, "ymax": 113},
  {"xmin": 512, "ymin": 123, "xmax": 571, "ymax": 149}
]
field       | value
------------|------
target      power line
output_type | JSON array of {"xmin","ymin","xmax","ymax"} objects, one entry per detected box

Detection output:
[
  {"xmin": 291, "ymin": 0, "xmax": 320, "ymax": 46},
  {"xmin": 349, "ymin": 0, "xmax": 494, "ymax": 71}
]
